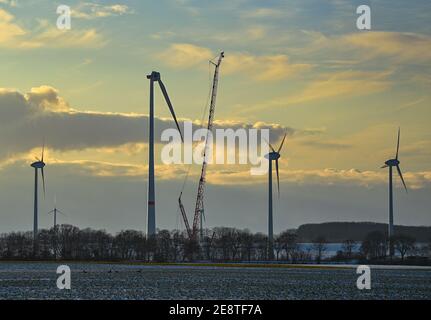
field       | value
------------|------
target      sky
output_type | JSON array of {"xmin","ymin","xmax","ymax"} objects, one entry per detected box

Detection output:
[{"xmin": 0, "ymin": 0, "xmax": 430, "ymax": 234}]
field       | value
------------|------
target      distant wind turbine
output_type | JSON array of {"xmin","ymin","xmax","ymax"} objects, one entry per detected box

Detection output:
[
  {"xmin": 265, "ymin": 133, "xmax": 287, "ymax": 260},
  {"xmin": 30, "ymin": 143, "xmax": 46, "ymax": 255},
  {"xmin": 48, "ymin": 197, "xmax": 66, "ymax": 229},
  {"xmin": 146, "ymin": 71, "xmax": 183, "ymax": 237},
  {"xmin": 381, "ymin": 128, "xmax": 408, "ymax": 256},
  {"xmin": 48, "ymin": 196, "xmax": 65, "ymax": 260}
]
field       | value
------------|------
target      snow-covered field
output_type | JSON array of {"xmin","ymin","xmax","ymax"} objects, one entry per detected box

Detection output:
[{"xmin": 0, "ymin": 262, "xmax": 430, "ymax": 300}]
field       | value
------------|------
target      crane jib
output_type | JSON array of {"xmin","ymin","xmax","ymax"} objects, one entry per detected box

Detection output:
[
  {"xmin": 179, "ymin": 52, "xmax": 224, "ymax": 241},
  {"xmin": 192, "ymin": 53, "xmax": 224, "ymax": 238}
]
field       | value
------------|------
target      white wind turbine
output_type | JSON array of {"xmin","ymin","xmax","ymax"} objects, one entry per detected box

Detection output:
[
  {"xmin": 381, "ymin": 128, "xmax": 407, "ymax": 256},
  {"xmin": 146, "ymin": 71, "xmax": 183, "ymax": 236},
  {"xmin": 265, "ymin": 133, "xmax": 287, "ymax": 260},
  {"xmin": 30, "ymin": 143, "xmax": 46, "ymax": 255}
]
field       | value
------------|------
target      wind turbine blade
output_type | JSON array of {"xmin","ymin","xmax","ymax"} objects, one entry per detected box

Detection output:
[
  {"xmin": 276, "ymin": 159, "xmax": 280, "ymax": 198},
  {"xmin": 277, "ymin": 133, "xmax": 287, "ymax": 153},
  {"xmin": 396, "ymin": 165, "xmax": 408, "ymax": 192},
  {"xmin": 263, "ymin": 137, "xmax": 275, "ymax": 152},
  {"xmin": 41, "ymin": 140, "xmax": 45, "ymax": 162},
  {"xmin": 396, "ymin": 127, "xmax": 400, "ymax": 160},
  {"xmin": 57, "ymin": 209, "xmax": 67, "ymax": 216},
  {"xmin": 158, "ymin": 80, "xmax": 184, "ymax": 142},
  {"xmin": 41, "ymin": 168, "xmax": 46, "ymax": 197},
  {"xmin": 381, "ymin": 164, "xmax": 388, "ymax": 169},
  {"xmin": 48, "ymin": 210, "xmax": 55, "ymax": 214}
]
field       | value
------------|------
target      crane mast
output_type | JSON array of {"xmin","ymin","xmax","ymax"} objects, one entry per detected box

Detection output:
[
  {"xmin": 193, "ymin": 52, "xmax": 224, "ymax": 240},
  {"xmin": 179, "ymin": 52, "xmax": 224, "ymax": 241}
]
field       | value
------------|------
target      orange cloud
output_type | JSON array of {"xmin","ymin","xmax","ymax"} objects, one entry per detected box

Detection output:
[
  {"xmin": 159, "ymin": 43, "xmax": 311, "ymax": 81},
  {"xmin": 286, "ymin": 70, "xmax": 391, "ymax": 105},
  {"xmin": 342, "ymin": 32, "xmax": 431, "ymax": 62},
  {"xmin": 159, "ymin": 43, "xmax": 213, "ymax": 68},
  {"xmin": 0, "ymin": 9, "xmax": 105, "ymax": 49},
  {"xmin": 0, "ymin": 8, "xmax": 25, "ymax": 44}
]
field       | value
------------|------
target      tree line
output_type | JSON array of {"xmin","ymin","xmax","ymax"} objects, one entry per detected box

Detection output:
[
  {"xmin": 0, "ymin": 225, "xmax": 429, "ymax": 263},
  {"xmin": 296, "ymin": 222, "xmax": 431, "ymax": 242}
]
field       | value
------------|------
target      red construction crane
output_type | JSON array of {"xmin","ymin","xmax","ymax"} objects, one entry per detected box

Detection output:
[{"xmin": 179, "ymin": 52, "xmax": 224, "ymax": 241}]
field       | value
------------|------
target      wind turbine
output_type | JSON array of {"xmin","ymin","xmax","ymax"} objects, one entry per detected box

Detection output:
[
  {"xmin": 265, "ymin": 133, "xmax": 287, "ymax": 260},
  {"xmin": 146, "ymin": 71, "xmax": 183, "ymax": 237},
  {"xmin": 48, "ymin": 197, "xmax": 65, "ymax": 229},
  {"xmin": 30, "ymin": 143, "xmax": 46, "ymax": 255},
  {"xmin": 381, "ymin": 128, "xmax": 407, "ymax": 257},
  {"xmin": 48, "ymin": 197, "xmax": 65, "ymax": 260}
]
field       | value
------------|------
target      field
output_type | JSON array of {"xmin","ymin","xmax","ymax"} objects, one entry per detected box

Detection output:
[{"xmin": 0, "ymin": 262, "xmax": 430, "ymax": 300}]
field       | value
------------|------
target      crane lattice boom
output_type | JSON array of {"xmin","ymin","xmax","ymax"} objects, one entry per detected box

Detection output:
[{"xmin": 179, "ymin": 52, "xmax": 224, "ymax": 240}]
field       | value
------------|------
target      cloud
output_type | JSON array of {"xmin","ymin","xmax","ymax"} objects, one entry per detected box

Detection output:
[
  {"xmin": 5, "ymin": 154, "xmax": 431, "ymax": 190},
  {"xmin": 223, "ymin": 53, "xmax": 311, "ymax": 81},
  {"xmin": 159, "ymin": 43, "xmax": 213, "ymax": 68},
  {"xmin": 25, "ymin": 86, "xmax": 70, "ymax": 111},
  {"xmin": 240, "ymin": 70, "xmax": 391, "ymax": 113},
  {"xmin": 401, "ymin": 140, "xmax": 431, "ymax": 159},
  {"xmin": 151, "ymin": 31, "xmax": 176, "ymax": 40},
  {"xmin": 246, "ymin": 26, "xmax": 267, "ymax": 40},
  {"xmin": 241, "ymin": 8, "xmax": 283, "ymax": 19},
  {"xmin": 280, "ymin": 168, "xmax": 431, "ymax": 190},
  {"xmin": 159, "ymin": 43, "xmax": 311, "ymax": 81},
  {"xmin": 0, "ymin": 8, "xmax": 25, "ymax": 43},
  {"xmin": 205, "ymin": 166, "xmax": 431, "ymax": 190},
  {"xmin": 301, "ymin": 140, "xmax": 351, "ymax": 150},
  {"xmin": 303, "ymin": 31, "xmax": 431, "ymax": 65},
  {"xmin": 342, "ymin": 32, "xmax": 431, "ymax": 63},
  {"xmin": 0, "ymin": 9, "xmax": 105, "ymax": 49},
  {"xmin": 55, "ymin": 160, "xmax": 187, "ymax": 179},
  {"xmin": 0, "ymin": 0, "xmax": 17, "ymax": 7},
  {"xmin": 286, "ymin": 70, "xmax": 391, "ymax": 105},
  {"xmin": 172, "ymin": 0, "xmax": 200, "ymax": 16},
  {"xmin": 73, "ymin": 3, "xmax": 133, "ymax": 19},
  {"xmin": 0, "ymin": 86, "xmax": 289, "ymax": 160},
  {"xmin": 18, "ymin": 27, "xmax": 106, "ymax": 49},
  {"xmin": 1, "ymin": 87, "xmax": 428, "ymax": 190}
]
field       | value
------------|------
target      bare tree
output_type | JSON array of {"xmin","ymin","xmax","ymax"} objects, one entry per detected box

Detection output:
[
  {"xmin": 239, "ymin": 230, "xmax": 254, "ymax": 262},
  {"xmin": 278, "ymin": 231, "xmax": 298, "ymax": 262},
  {"xmin": 361, "ymin": 231, "xmax": 387, "ymax": 260},
  {"xmin": 312, "ymin": 236, "xmax": 327, "ymax": 264},
  {"xmin": 5, "ymin": 225, "xmax": 424, "ymax": 264},
  {"xmin": 393, "ymin": 234, "xmax": 416, "ymax": 261},
  {"xmin": 342, "ymin": 239, "xmax": 357, "ymax": 258},
  {"xmin": 171, "ymin": 230, "xmax": 184, "ymax": 262}
]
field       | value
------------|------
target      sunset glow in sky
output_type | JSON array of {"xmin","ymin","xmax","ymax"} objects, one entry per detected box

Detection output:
[{"xmin": 1, "ymin": 0, "xmax": 430, "ymax": 234}]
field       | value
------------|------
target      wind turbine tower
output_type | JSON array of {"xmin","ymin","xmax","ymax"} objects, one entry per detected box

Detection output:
[
  {"xmin": 266, "ymin": 133, "xmax": 286, "ymax": 260},
  {"xmin": 30, "ymin": 144, "xmax": 46, "ymax": 255},
  {"xmin": 146, "ymin": 71, "xmax": 183, "ymax": 236},
  {"xmin": 381, "ymin": 128, "xmax": 407, "ymax": 256}
]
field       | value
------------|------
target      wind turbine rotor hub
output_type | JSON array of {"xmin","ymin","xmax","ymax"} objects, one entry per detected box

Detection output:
[
  {"xmin": 147, "ymin": 71, "xmax": 161, "ymax": 81},
  {"xmin": 31, "ymin": 161, "xmax": 45, "ymax": 169},
  {"xmin": 385, "ymin": 159, "xmax": 400, "ymax": 167},
  {"xmin": 265, "ymin": 152, "xmax": 280, "ymax": 160}
]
